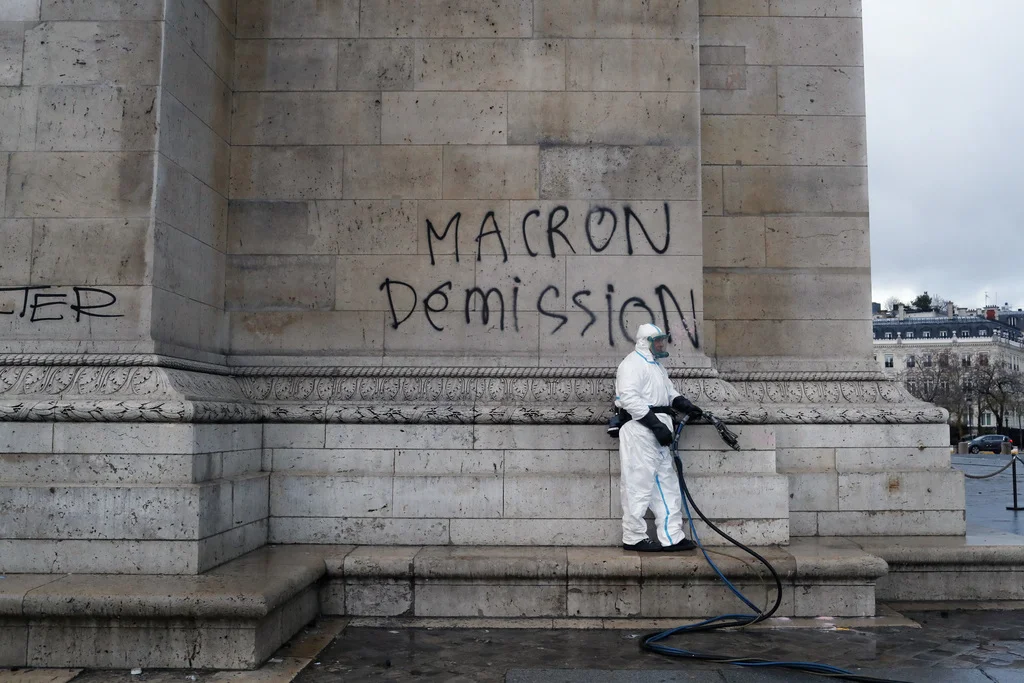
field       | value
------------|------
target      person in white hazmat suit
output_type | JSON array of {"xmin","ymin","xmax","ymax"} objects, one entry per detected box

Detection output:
[{"xmin": 616, "ymin": 323, "xmax": 704, "ymax": 552}]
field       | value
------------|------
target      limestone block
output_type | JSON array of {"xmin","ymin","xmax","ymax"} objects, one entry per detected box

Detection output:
[
  {"xmin": 774, "ymin": 424, "xmax": 950, "ymax": 450},
  {"xmin": 0, "ymin": 0, "xmax": 39, "ymax": 20},
  {"xmin": 474, "ymin": 253, "xmax": 567, "ymax": 312},
  {"xmin": 642, "ymin": 582, "xmax": 794, "ymax": 617},
  {"xmin": 335, "ymin": 254, "xmax": 474, "ymax": 311},
  {"xmin": 383, "ymin": 309, "xmax": 541, "ymax": 357},
  {"xmin": 700, "ymin": 16, "xmax": 863, "ymax": 66},
  {"xmin": 41, "ymin": 0, "xmax": 163, "ymax": 19},
  {"xmin": 700, "ymin": 64, "xmax": 746, "ymax": 90},
  {"xmin": 346, "ymin": 581, "xmax": 412, "ymax": 616},
  {"xmin": 442, "ymin": 146, "xmax": 538, "ymax": 200},
  {"xmin": 770, "ymin": 1, "xmax": 861, "ymax": 17},
  {"xmin": 678, "ymin": 450, "xmax": 777, "ymax": 475},
  {"xmin": 703, "ymin": 115, "xmax": 866, "ymax": 166},
  {"xmin": 7, "ymin": 151, "xmax": 154, "ymax": 218},
  {"xmin": 416, "ymin": 39, "xmax": 565, "ymax": 91},
  {"xmin": 0, "ymin": 423, "xmax": 53, "ymax": 453},
  {"xmin": 166, "ymin": 0, "xmax": 234, "ymax": 83},
  {"xmin": 338, "ymin": 39, "xmax": 414, "ymax": 90},
  {"xmin": 228, "ymin": 199, "xmax": 417, "ymax": 255},
  {"xmin": 704, "ymin": 270, "xmax": 869, "ymax": 320},
  {"xmin": 153, "ymin": 222, "xmax": 225, "ymax": 307},
  {"xmin": 817, "ymin": 510, "xmax": 965, "ymax": 536},
  {"xmin": 221, "ymin": 450, "xmax": 263, "ymax": 478},
  {"xmin": 269, "ymin": 516, "xmax": 450, "ymax": 545},
  {"xmin": 838, "ymin": 471, "xmax": 965, "ymax": 512},
  {"xmin": 567, "ymin": 584, "xmax": 640, "ymax": 617},
  {"xmin": 270, "ymin": 473, "xmax": 393, "ymax": 517},
  {"xmin": 541, "ymin": 146, "xmax": 699, "ymax": 200},
  {"xmin": 835, "ymin": 447, "xmax": 951, "ymax": 473},
  {"xmin": 161, "ymin": 92, "xmax": 230, "ymax": 195},
  {"xmin": 0, "ymin": 23, "xmax": 26, "ymax": 86},
  {"xmin": 156, "ymin": 155, "xmax": 228, "ymax": 250},
  {"xmin": 704, "ymin": 216, "xmax": 766, "ymax": 268},
  {"xmin": 230, "ymin": 146, "xmax": 345, "ymax": 200},
  {"xmin": 229, "ymin": 310, "xmax": 385, "ymax": 354},
  {"xmin": 778, "ymin": 66, "xmax": 864, "ymax": 115},
  {"xmin": 33, "ymin": 82, "xmax": 161, "ymax": 152},
  {"xmin": 150, "ymin": 287, "xmax": 199, "ymax": 351},
  {"xmin": 225, "ymin": 254, "xmax": 335, "ymax": 311},
  {"xmin": 0, "ymin": 87, "xmax": 37, "ymax": 151},
  {"xmin": 536, "ymin": 0, "xmax": 699, "ymax": 38},
  {"xmin": 0, "ymin": 218, "xmax": 31, "ymax": 284},
  {"xmin": 764, "ymin": 216, "xmax": 868, "ymax": 268},
  {"xmin": 794, "ymin": 584, "xmax": 872, "ymax": 617},
  {"xmin": 359, "ymin": 0, "xmax": 533, "ymax": 38},
  {"xmin": 790, "ymin": 511, "xmax": 816, "ymax": 535},
  {"xmin": 162, "ymin": 27, "xmax": 231, "ymax": 138},
  {"xmin": 233, "ymin": 39, "xmax": 337, "ymax": 91},
  {"xmin": 509, "ymin": 93, "xmax": 699, "ymax": 146},
  {"xmin": 271, "ymin": 449, "xmax": 395, "ymax": 474},
  {"xmin": 567, "ymin": 39, "xmax": 698, "ymax": 92},
  {"xmin": 474, "ymin": 426, "xmax": 613, "ymax": 451},
  {"xmin": 264, "ymin": 424, "xmax": 327, "ymax": 449},
  {"xmin": 232, "ymin": 473, "xmax": 270, "ymax": 526},
  {"xmin": 789, "ymin": 471, "xmax": 837, "ymax": 511},
  {"xmin": 566, "ymin": 255, "xmax": 703, "ymax": 307},
  {"xmin": 722, "ymin": 165, "xmax": 868, "ymax": 215},
  {"xmin": 684, "ymin": 474, "xmax": 789, "ymax": 518},
  {"xmin": 416, "ymin": 583, "xmax": 565, "ymax": 617},
  {"xmin": 699, "ymin": 0, "xmax": 770, "ymax": 15},
  {"xmin": 712, "ymin": 319, "xmax": 871, "ymax": 359},
  {"xmin": 702, "ymin": 166, "xmax": 723, "ymax": 216},
  {"xmin": 29, "ymin": 218, "xmax": 147, "ymax": 286},
  {"xmin": 23, "ymin": 21, "xmax": 162, "ymax": 85},
  {"xmin": 0, "ymin": 481, "xmax": 232, "ymax": 539},
  {"xmin": 504, "ymin": 450, "xmax": 610, "ymax": 512},
  {"xmin": 393, "ymin": 450, "xmax": 503, "ymax": 517},
  {"xmin": 776, "ymin": 447, "xmax": 835, "ymax": 472},
  {"xmin": 343, "ymin": 146, "xmax": 441, "ymax": 199},
  {"xmin": 449, "ymin": 519, "xmax": 620, "ymax": 545},
  {"xmin": 416, "ymin": 201, "xmax": 517, "ymax": 260},
  {"xmin": 382, "ymin": 92, "xmax": 506, "ymax": 145},
  {"xmin": 232, "ymin": 92, "xmax": 381, "ymax": 146},
  {"xmin": 678, "ymin": 425, "xmax": 776, "ymax": 452},
  {"xmin": 0, "ymin": 622, "xmax": 27, "ymax": 665},
  {"xmin": 0, "ymin": 538, "xmax": 208, "ymax": 573},
  {"xmin": 51, "ymin": 423, "xmax": 248, "ymax": 456},
  {"xmin": 326, "ymin": 424, "xmax": 474, "ymax": 450},
  {"xmin": 0, "ymin": 283, "xmax": 149, "ymax": 343},
  {"xmin": 205, "ymin": 0, "xmax": 235, "ymax": 33},
  {"xmin": 701, "ymin": 66, "xmax": 777, "ymax": 115},
  {"xmin": 236, "ymin": 0, "xmax": 358, "ymax": 38}
]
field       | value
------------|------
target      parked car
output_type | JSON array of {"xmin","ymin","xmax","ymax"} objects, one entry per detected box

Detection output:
[{"xmin": 967, "ymin": 434, "xmax": 1014, "ymax": 454}]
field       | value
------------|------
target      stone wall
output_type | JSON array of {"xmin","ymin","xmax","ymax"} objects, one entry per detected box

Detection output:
[
  {"xmin": 699, "ymin": 0, "xmax": 873, "ymax": 374},
  {"xmin": 225, "ymin": 0, "xmax": 707, "ymax": 366}
]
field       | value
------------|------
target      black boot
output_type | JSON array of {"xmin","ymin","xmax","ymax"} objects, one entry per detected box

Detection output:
[
  {"xmin": 622, "ymin": 538, "xmax": 662, "ymax": 552},
  {"xmin": 662, "ymin": 538, "xmax": 698, "ymax": 552}
]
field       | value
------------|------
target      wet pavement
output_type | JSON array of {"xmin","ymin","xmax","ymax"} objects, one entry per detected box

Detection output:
[
  {"xmin": 957, "ymin": 453, "xmax": 1024, "ymax": 535},
  {"xmin": 295, "ymin": 610, "xmax": 1024, "ymax": 682}
]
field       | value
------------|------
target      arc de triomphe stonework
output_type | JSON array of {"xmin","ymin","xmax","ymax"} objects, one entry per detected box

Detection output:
[{"xmin": 2, "ymin": 0, "xmax": 1003, "ymax": 671}]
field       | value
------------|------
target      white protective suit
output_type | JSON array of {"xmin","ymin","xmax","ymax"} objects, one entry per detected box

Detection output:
[{"xmin": 615, "ymin": 323, "xmax": 686, "ymax": 546}]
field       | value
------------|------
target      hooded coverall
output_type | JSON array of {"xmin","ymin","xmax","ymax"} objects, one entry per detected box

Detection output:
[{"xmin": 615, "ymin": 323, "xmax": 687, "ymax": 547}]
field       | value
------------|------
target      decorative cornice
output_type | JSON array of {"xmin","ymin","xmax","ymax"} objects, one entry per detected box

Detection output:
[{"xmin": 0, "ymin": 356, "xmax": 948, "ymax": 425}]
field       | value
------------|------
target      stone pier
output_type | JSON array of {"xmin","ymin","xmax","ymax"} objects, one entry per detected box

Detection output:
[{"xmin": 0, "ymin": 0, "xmax": 984, "ymax": 670}]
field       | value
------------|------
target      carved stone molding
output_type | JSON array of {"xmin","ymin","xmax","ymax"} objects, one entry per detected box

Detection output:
[{"xmin": 0, "ymin": 356, "xmax": 947, "ymax": 425}]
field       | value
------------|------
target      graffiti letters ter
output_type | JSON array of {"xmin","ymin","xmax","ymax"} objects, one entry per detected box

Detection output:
[
  {"xmin": 379, "ymin": 203, "xmax": 700, "ymax": 349},
  {"xmin": 0, "ymin": 286, "xmax": 122, "ymax": 323}
]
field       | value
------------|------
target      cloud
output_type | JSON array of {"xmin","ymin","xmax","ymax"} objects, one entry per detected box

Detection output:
[{"xmin": 863, "ymin": 0, "xmax": 1024, "ymax": 308}]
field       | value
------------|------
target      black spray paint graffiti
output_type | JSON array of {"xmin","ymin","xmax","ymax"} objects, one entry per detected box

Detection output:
[
  {"xmin": 0, "ymin": 286, "xmax": 122, "ymax": 322},
  {"xmin": 382, "ymin": 203, "xmax": 700, "ymax": 349}
]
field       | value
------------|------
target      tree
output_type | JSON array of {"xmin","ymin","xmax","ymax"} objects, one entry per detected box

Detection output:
[
  {"xmin": 902, "ymin": 350, "xmax": 971, "ymax": 439},
  {"xmin": 911, "ymin": 291, "xmax": 933, "ymax": 312},
  {"xmin": 970, "ymin": 359, "xmax": 1024, "ymax": 432},
  {"xmin": 884, "ymin": 296, "xmax": 904, "ymax": 313}
]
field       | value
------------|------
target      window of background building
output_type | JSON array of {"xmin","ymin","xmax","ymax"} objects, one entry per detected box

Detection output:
[
  {"xmin": 907, "ymin": 331, "xmax": 915, "ymax": 338},
  {"xmin": 885, "ymin": 332, "xmax": 892, "ymax": 339},
  {"xmin": 885, "ymin": 354, "xmax": 894, "ymax": 368},
  {"xmin": 940, "ymin": 331, "xmax": 948, "ymax": 338},
  {"xmin": 982, "ymin": 412, "xmax": 994, "ymax": 427},
  {"xmin": 924, "ymin": 330, "xmax": 931, "ymax": 338},
  {"xmin": 907, "ymin": 355, "xmax": 915, "ymax": 368},
  {"xmin": 980, "ymin": 353, "xmax": 989, "ymax": 366},
  {"xmin": 963, "ymin": 355, "xmax": 972, "ymax": 367},
  {"xmin": 924, "ymin": 354, "xmax": 933, "ymax": 367}
]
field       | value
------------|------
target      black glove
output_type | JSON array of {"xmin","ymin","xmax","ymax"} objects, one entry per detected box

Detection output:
[
  {"xmin": 672, "ymin": 395, "xmax": 703, "ymax": 419},
  {"xmin": 637, "ymin": 411, "xmax": 674, "ymax": 447}
]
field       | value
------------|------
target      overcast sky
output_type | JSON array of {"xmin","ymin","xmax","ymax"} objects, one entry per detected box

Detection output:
[{"xmin": 863, "ymin": 0, "xmax": 1024, "ymax": 310}]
